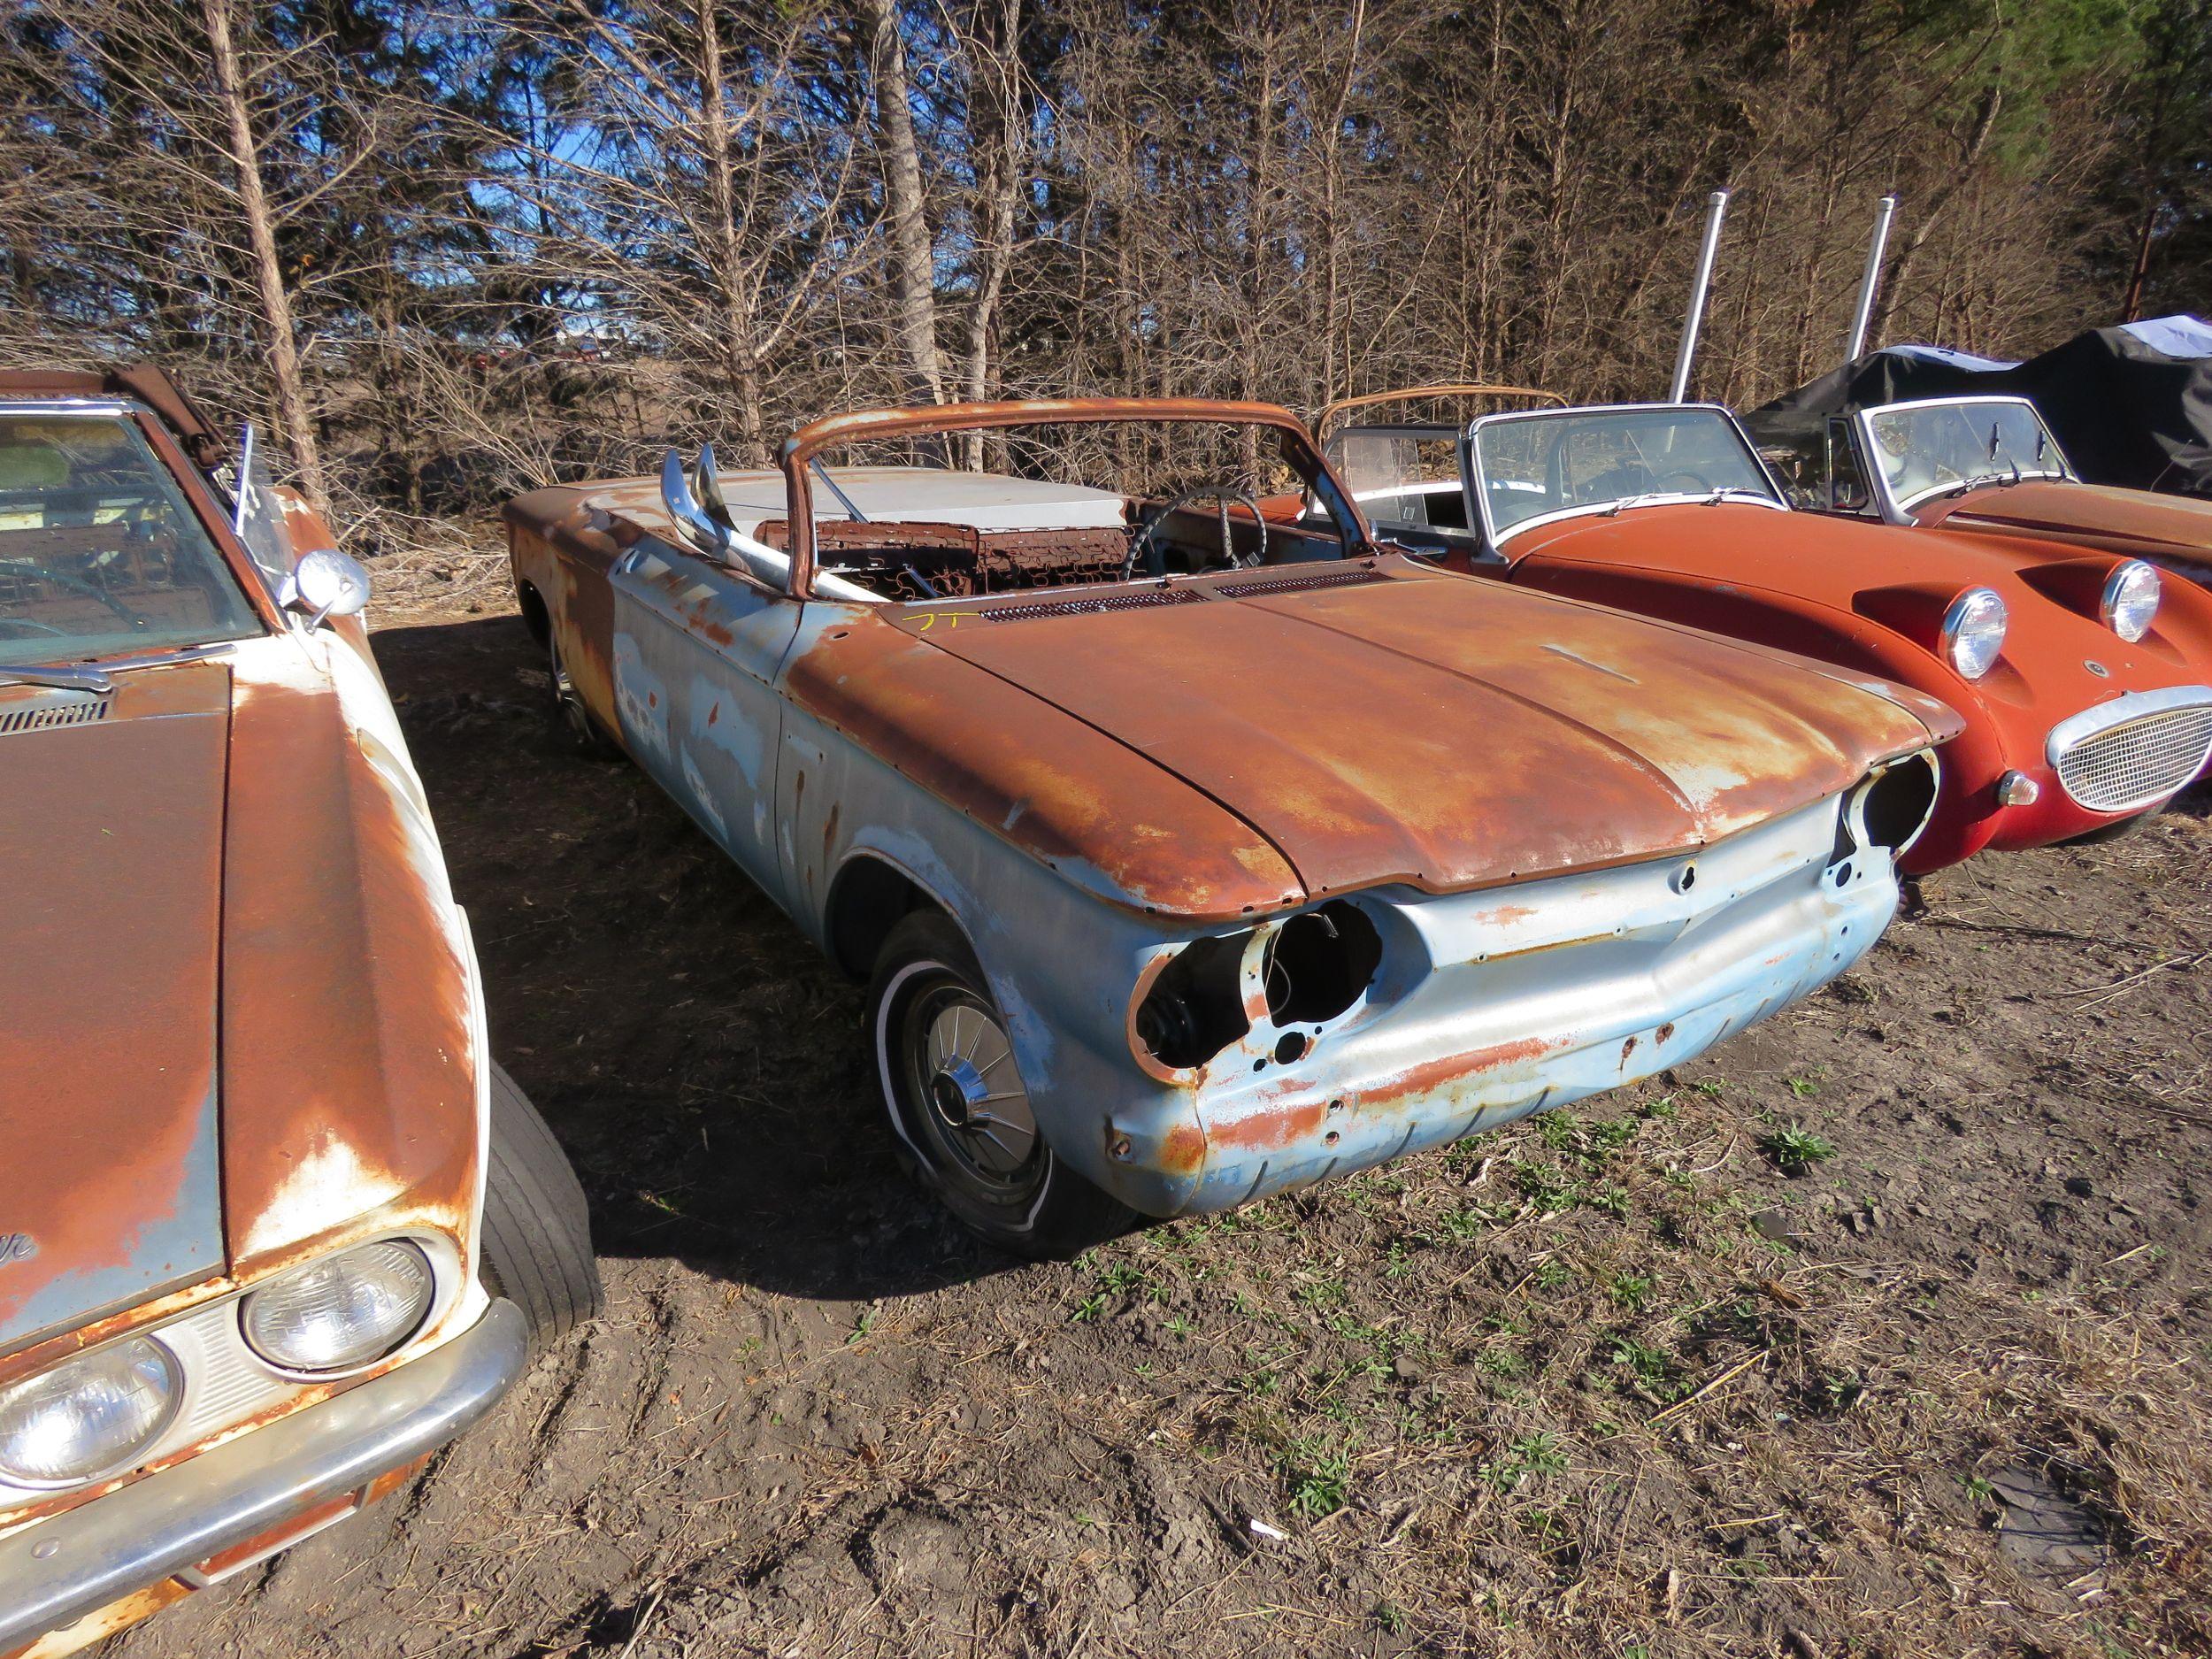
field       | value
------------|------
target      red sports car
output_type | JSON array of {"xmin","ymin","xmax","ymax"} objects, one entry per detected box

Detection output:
[
  {"xmin": 1748, "ymin": 391, "xmax": 2212, "ymax": 592},
  {"xmin": 1294, "ymin": 391, "xmax": 2212, "ymax": 872}
]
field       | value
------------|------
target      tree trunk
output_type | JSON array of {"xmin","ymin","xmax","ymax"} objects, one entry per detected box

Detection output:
[
  {"xmin": 959, "ymin": 0, "xmax": 1023, "ymax": 469},
  {"xmin": 202, "ymin": 0, "xmax": 327, "ymax": 514},
  {"xmin": 697, "ymin": 0, "xmax": 771, "ymax": 465},
  {"xmin": 864, "ymin": 0, "xmax": 946, "ymax": 404},
  {"xmin": 1871, "ymin": 82, "xmax": 2002, "ymax": 343}
]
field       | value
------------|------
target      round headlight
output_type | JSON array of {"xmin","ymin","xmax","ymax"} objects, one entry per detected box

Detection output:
[
  {"xmin": 1940, "ymin": 587, "xmax": 2008, "ymax": 680},
  {"xmin": 0, "ymin": 1337, "xmax": 180, "ymax": 1487},
  {"xmin": 2101, "ymin": 560, "xmax": 2160, "ymax": 642},
  {"xmin": 242, "ymin": 1240, "xmax": 434, "ymax": 1374}
]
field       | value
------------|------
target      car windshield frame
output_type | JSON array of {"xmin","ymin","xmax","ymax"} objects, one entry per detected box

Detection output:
[
  {"xmin": 0, "ymin": 398, "xmax": 276, "ymax": 670},
  {"xmin": 1465, "ymin": 403, "xmax": 1790, "ymax": 550},
  {"xmin": 1318, "ymin": 421, "xmax": 1480, "ymax": 545},
  {"xmin": 1851, "ymin": 395, "xmax": 2075, "ymax": 521},
  {"xmin": 773, "ymin": 400, "xmax": 1377, "ymax": 602}
]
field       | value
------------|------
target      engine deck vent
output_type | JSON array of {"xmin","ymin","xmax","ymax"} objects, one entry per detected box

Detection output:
[
  {"xmin": 1211, "ymin": 566, "xmax": 1386, "ymax": 600},
  {"xmin": 0, "ymin": 693, "xmax": 110, "ymax": 736},
  {"xmin": 978, "ymin": 587, "xmax": 1204, "ymax": 622}
]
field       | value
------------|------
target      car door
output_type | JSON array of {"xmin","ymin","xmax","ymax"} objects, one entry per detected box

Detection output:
[{"xmin": 610, "ymin": 540, "xmax": 803, "ymax": 909}]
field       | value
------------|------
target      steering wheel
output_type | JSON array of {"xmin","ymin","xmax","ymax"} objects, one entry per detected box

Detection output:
[
  {"xmin": 0, "ymin": 616, "xmax": 68, "ymax": 637},
  {"xmin": 1653, "ymin": 467, "xmax": 1716, "ymax": 493},
  {"xmin": 1122, "ymin": 486, "xmax": 1268, "ymax": 580}
]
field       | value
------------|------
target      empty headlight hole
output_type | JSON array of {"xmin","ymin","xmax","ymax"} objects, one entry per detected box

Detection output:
[
  {"xmin": 1856, "ymin": 752, "xmax": 1940, "ymax": 852},
  {"xmin": 1134, "ymin": 930, "xmax": 1251, "ymax": 1070},
  {"xmin": 1262, "ymin": 901, "xmax": 1383, "ymax": 1026}
]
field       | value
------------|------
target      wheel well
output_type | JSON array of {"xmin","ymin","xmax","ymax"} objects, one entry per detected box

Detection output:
[
  {"xmin": 517, "ymin": 580, "xmax": 552, "ymax": 648},
  {"xmin": 826, "ymin": 855, "xmax": 943, "ymax": 979}
]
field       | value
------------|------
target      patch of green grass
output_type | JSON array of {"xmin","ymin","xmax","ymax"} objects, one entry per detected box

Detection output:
[
  {"xmin": 1608, "ymin": 1336, "xmax": 1683, "ymax": 1399},
  {"xmin": 1474, "ymin": 1347, "xmax": 1525, "ymax": 1378},
  {"xmin": 1068, "ymin": 1293, "xmax": 1107, "ymax": 1324},
  {"xmin": 1440, "ymin": 1203, "xmax": 1506, "ymax": 1241},
  {"xmin": 1513, "ymin": 1160, "xmax": 1579, "ymax": 1212},
  {"xmin": 1581, "ymin": 1183, "xmax": 1632, "ymax": 1218},
  {"xmin": 1532, "ymin": 1258, "xmax": 1574, "ymax": 1291},
  {"xmin": 1605, "ymin": 1271, "xmax": 1655, "ymax": 1311},
  {"xmin": 1280, "ymin": 1435, "xmax": 1354, "ymax": 1517},
  {"xmin": 1760, "ymin": 1125, "xmax": 1837, "ymax": 1171},
  {"xmin": 1481, "ymin": 1431, "xmax": 1569, "ymax": 1492}
]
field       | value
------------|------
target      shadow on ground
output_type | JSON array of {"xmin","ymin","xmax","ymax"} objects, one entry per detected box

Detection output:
[{"xmin": 374, "ymin": 613, "xmax": 1017, "ymax": 1302}]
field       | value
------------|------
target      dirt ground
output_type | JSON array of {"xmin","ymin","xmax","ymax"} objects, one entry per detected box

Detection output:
[{"xmin": 117, "ymin": 599, "xmax": 2211, "ymax": 1659}]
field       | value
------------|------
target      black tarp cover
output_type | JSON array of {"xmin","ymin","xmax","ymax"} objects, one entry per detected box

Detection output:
[{"xmin": 1745, "ymin": 317, "xmax": 2212, "ymax": 498}]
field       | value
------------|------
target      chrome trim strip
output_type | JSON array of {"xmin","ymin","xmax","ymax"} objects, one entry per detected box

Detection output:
[{"xmin": 0, "ymin": 1300, "xmax": 526, "ymax": 1651}]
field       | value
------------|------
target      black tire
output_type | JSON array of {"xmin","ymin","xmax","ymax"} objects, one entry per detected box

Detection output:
[
  {"xmin": 480, "ymin": 1063, "xmax": 603, "ymax": 1352},
  {"xmin": 548, "ymin": 630, "xmax": 624, "ymax": 761},
  {"xmin": 867, "ymin": 911, "xmax": 1138, "ymax": 1260}
]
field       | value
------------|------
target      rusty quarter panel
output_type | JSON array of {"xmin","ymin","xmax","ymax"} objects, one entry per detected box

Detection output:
[
  {"xmin": 0, "ymin": 664, "xmax": 231, "ymax": 1350},
  {"xmin": 782, "ymin": 603, "xmax": 1303, "ymax": 920}
]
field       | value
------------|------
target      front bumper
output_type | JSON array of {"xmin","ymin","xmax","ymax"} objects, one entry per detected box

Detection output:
[
  {"xmin": 1103, "ymin": 794, "xmax": 1897, "ymax": 1215},
  {"xmin": 0, "ymin": 1299, "xmax": 526, "ymax": 1653}
]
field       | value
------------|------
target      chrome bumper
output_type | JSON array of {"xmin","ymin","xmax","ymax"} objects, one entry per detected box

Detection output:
[{"xmin": 0, "ymin": 1300, "xmax": 526, "ymax": 1652}]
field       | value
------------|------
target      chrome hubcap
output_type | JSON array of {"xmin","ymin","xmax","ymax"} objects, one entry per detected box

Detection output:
[{"xmin": 917, "ymin": 995, "xmax": 1039, "ymax": 1183}]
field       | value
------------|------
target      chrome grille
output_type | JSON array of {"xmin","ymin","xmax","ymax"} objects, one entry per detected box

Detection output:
[{"xmin": 2051, "ymin": 702, "xmax": 2212, "ymax": 812}]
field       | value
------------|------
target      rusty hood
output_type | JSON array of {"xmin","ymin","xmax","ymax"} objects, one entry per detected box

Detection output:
[
  {"xmin": 0, "ymin": 664, "xmax": 231, "ymax": 1351},
  {"xmin": 1922, "ymin": 479, "xmax": 2212, "ymax": 577},
  {"xmin": 908, "ymin": 560, "xmax": 1944, "ymax": 899},
  {"xmin": 0, "ymin": 637, "xmax": 483, "ymax": 1361}
]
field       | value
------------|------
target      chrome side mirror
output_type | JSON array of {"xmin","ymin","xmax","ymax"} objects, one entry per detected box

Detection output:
[
  {"xmin": 659, "ymin": 449, "xmax": 730, "ymax": 558},
  {"xmin": 280, "ymin": 547, "xmax": 371, "ymax": 627}
]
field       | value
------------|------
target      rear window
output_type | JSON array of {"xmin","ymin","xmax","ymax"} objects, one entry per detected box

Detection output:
[{"xmin": 0, "ymin": 412, "xmax": 262, "ymax": 666}]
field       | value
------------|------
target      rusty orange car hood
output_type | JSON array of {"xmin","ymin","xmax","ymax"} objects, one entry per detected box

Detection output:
[
  {"xmin": 1512, "ymin": 498, "xmax": 2184, "ymax": 620},
  {"xmin": 915, "ymin": 561, "xmax": 1945, "ymax": 899},
  {"xmin": 1920, "ymin": 480, "xmax": 2212, "ymax": 575},
  {"xmin": 0, "ymin": 663, "xmax": 232, "ymax": 1350},
  {"xmin": 0, "ymin": 641, "xmax": 481, "ymax": 1361}
]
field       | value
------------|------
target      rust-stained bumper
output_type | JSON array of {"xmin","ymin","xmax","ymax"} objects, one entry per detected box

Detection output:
[
  {"xmin": 0, "ymin": 1301, "xmax": 524, "ymax": 1656},
  {"xmin": 983, "ymin": 791, "xmax": 1898, "ymax": 1217}
]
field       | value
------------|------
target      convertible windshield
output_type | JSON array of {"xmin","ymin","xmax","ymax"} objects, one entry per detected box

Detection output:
[
  {"xmin": 1471, "ymin": 408, "xmax": 1782, "ymax": 538},
  {"xmin": 1864, "ymin": 399, "xmax": 2068, "ymax": 510},
  {"xmin": 0, "ymin": 412, "xmax": 260, "ymax": 667}
]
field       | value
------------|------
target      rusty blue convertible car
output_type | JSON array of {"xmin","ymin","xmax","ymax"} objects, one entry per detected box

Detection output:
[{"xmin": 504, "ymin": 398, "xmax": 1960, "ymax": 1256}]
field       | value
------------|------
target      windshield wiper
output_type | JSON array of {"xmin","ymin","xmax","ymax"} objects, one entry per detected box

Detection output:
[
  {"xmin": 0, "ymin": 640, "xmax": 234, "ymax": 694},
  {"xmin": 1703, "ymin": 487, "xmax": 1774, "ymax": 505},
  {"xmin": 0, "ymin": 662, "xmax": 115, "ymax": 693},
  {"xmin": 1601, "ymin": 492, "xmax": 1663, "ymax": 517},
  {"xmin": 1932, "ymin": 470, "xmax": 2016, "ymax": 502}
]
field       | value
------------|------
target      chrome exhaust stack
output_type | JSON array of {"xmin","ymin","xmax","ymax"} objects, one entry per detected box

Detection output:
[
  {"xmin": 1844, "ymin": 195, "xmax": 1898, "ymax": 363},
  {"xmin": 1668, "ymin": 189, "xmax": 1731, "ymax": 403}
]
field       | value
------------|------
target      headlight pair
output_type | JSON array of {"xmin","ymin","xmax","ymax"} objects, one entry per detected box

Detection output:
[
  {"xmin": 1943, "ymin": 561, "xmax": 2160, "ymax": 683},
  {"xmin": 0, "ymin": 1240, "xmax": 434, "ymax": 1490}
]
